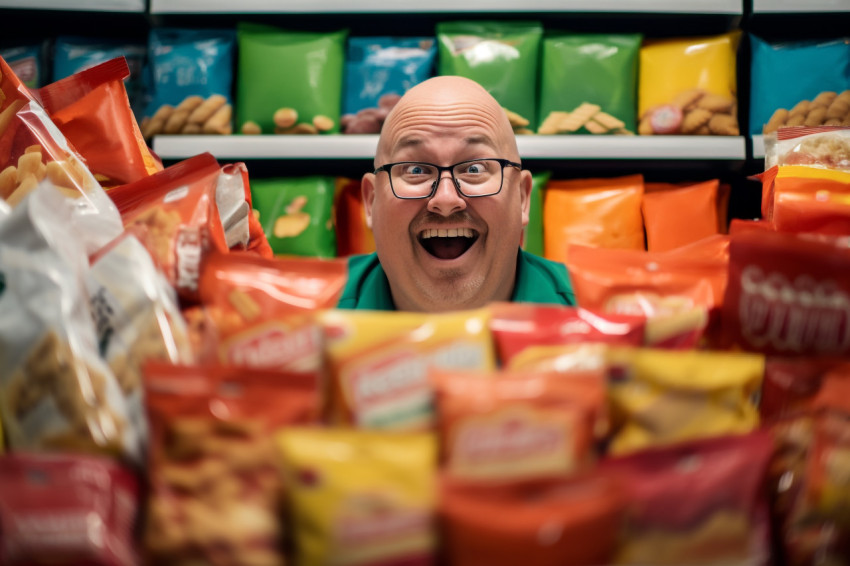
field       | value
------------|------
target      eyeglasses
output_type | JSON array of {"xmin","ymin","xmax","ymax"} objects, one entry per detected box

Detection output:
[{"xmin": 374, "ymin": 158, "xmax": 522, "ymax": 200}]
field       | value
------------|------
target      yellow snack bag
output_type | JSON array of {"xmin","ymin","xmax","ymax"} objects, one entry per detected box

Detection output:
[
  {"xmin": 606, "ymin": 347, "xmax": 764, "ymax": 456},
  {"xmin": 278, "ymin": 428, "xmax": 437, "ymax": 566},
  {"xmin": 638, "ymin": 31, "xmax": 741, "ymax": 136},
  {"xmin": 318, "ymin": 308, "xmax": 496, "ymax": 430}
]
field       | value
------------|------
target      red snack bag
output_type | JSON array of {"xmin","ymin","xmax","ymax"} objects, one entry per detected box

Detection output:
[
  {"xmin": 641, "ymin": 180, "xmax": 720, "ymax": 252},
  {"xmin": 0, "ymin": 55, "xmax": 123, "ymax": 254},
  {"xmin": 197, "ymin": 250, "xmax": 347, "ymax": 371},
  {"xmin": 568, "ymin": 243, "xmax": 728, "ymax": 348},
  {"xmin": 216, "ymin": 161, "xmax": 272, "ymax": 257},
  {"xmin": 108, "ymin": 152, "xmax": 228, "ymax": 303},
  {"xmin": 143, "ymin": 361, "xmax": 319, "ymax": 566},
  {"xmin": 334, "ymin": 176, "xmax": 375, "ymax": 257},
  {"xmin": 722, "ymin": 229, "xmax": 850, "ymax": 356},
  {"xmin": 761, "ymin": 356, "xmax": 850, "ymax": 422},
  {"xmin": 38, "ymin": 57, "xmax": 162, "ymax": 188},
  {"xmin": 0, "ymin": 452, "xmax": 139, "ymax": 566},
  {"xmin": 600, "ymin": 430, "xmax": 775, "ymax": 565},
  {"xmin": 431, "ymin": 367, "xmax": 603, "ymax": 481},
  {"xmin": 440, "ymin": 470, "xmax": 627, "ymax": 566},
  {"xmin": 488, "ymin": 301, "xmax": 645, "ymax": 367}
]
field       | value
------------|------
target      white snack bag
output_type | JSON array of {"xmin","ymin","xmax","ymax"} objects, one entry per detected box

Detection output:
[
  {"xmin": 87, "ymin": 232, "xmax": 195, "ymax": 445},
  {"xmin": 216, "ymin": 162, "xmax": 252, "ymax": 249},
  {"xmin": 765, "ymin": 125, "xmax": 850, "ymax": 171},
  {"xmin": 0, "ymin": 181, "xmax": 139, "ymax": 462}
]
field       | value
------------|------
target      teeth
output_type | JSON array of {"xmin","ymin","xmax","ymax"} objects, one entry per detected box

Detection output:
[{"xmin": 421, "ymin": 228, "xmax": 474, "ymax": 239}]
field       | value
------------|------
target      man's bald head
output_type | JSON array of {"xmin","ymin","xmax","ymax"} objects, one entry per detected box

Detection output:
[{"xmin": 376, "ymin": 76, "xmax": 519, "ymax": 167}]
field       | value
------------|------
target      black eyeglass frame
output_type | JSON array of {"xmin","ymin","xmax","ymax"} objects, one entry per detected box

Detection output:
[{"xmin": 373, "ymin": 158, "xmax": 522, "ymax": 200}]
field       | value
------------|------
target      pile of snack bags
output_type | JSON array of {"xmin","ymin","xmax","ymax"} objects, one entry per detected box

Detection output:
[{"xmin": 1, "ymin": 52, "xmax": 850, "ymax": 566}]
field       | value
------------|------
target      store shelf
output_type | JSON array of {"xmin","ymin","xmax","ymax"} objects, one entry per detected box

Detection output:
[
  {"xmin": 149, "ymin": 0, "xmax": 742, "ymax": 14},
  {"xmin": 152, "ymin": 134, "xmax": 747, "ymax": 161},
  {"xmin": 752, "ymin": 0, "xmax": 850, "ymax": 12},
  {"xmin": 751, "ymin": 134, "xmax": 765, "ymax": 160},
  {"xmin": 0, "ymin": 0, "xmax": 145, "ymax": 11}
]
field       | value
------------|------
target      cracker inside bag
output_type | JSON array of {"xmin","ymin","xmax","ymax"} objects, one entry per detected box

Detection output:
[
  {"xmin": 765, "ymin": 125, "xmax": 850, "ymax": 171},
  {"xmin": 0, "ymin": 182, "xmax": 138, "ymax": 461}
]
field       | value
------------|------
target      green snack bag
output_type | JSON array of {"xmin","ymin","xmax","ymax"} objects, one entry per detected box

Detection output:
[
  {"xmin": 538, "ymin": 33, "xmax": 642, "ymax": 135},
  {"xmin": 251, "ymin": 176, "xmax": 337, "ymax": 258},
  {"xmin": 437, "ymin": 21, "xmax": 542, "ymax": 132},
  {"xmin": 236, "ymin": 22, "xmax": 347, "ymax": 135},
  {"xmin": 523, "ymin": 170, "xmax": 549, "ymax": 256}
]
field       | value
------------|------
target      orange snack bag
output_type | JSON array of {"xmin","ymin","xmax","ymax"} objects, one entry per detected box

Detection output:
[
  {"xmin": 431, "ymin": 367, "xmax": 603, "ymax": 481},
  {"xmin": 601, "ymin": 430, "xmax": 775, "ymax": 565},
  {"xmin": 143, "ymin": 361, "xmax": 319, "ymax": 566},
  {"xmin": 277, "ymin": 428, "xmax": 437, "ymax": 566},
  {"xmin": 488, "ymin": 301, "xmax": 645, "ymax": 367},
  {"xmin": 215, "ymin": 161, "xmax": 273, "ymax": 257},
  {"xmin": 543, "ymin": 174, "xmax": 644, "ymax": 263},
  {"xmin": 641, "ymin": 180, "xmax": 720, "ymax": 252},
  {"xmin": 197, "ymin": 250, "xmax": 347, "ymax": 371},
  {"xmin": 107, "ymin": 152, "xmax": 228, "ymax": 304},
  {"xmin": 334, "ymin": 176, "xmax": 375, "ymax": 256},
  {"xmin": 318, "ymin": 308, "xmax": 496, "ymax": 430},
  {"xmin": 38, "ymin": 57, "xmax": 162, "ymax": 188},
  {"xmin": 638, "ymin": 32, "xmax": 741, "ymax": 136},
  {"xmin": 567, "ymin": 243, "xmax": 728, "ymax": 348},
  {"xmin": 440, "ymin": 470, "xmax": 627, "ymax": 566},
  {"xmin": 0, "ymin": 55, "xmax": 123, "ymax": 254}
]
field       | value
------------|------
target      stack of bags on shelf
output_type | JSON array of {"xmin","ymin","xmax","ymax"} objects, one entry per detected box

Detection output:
[{"xmin": 1, "ymin": 52, "xmax": 850, "ymax": 566}]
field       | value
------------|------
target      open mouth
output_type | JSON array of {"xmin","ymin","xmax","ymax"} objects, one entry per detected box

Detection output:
[{"xmin": 418, "ymin": 227, "xmax": 479, "ymax": 260}]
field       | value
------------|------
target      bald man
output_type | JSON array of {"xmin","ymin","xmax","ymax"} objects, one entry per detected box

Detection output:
[{"xmin": 337, "ymin": 76, "xmax": 575, "ymax": 312}]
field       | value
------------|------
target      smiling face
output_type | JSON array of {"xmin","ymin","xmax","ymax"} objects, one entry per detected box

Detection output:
[{"xmin": 361, "ymin": 76, "xmax": 532, "ymax": 312}]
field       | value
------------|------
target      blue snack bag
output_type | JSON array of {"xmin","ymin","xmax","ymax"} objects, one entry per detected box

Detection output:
[
  {"xmin": 52, "ymin": 36, "xmax": 146, "ymax": 115},
  {"xmin": 750, "ymin": 34, "xmax": 850, "ymax": 135},
  {"xmin": 341, "ymin": 37, "xmax": 436, "ymax": 134},
  {"xmin": 142, "ymin": 28, "xmax": 236, "ymax": 139},
  {"xmin": 1, "ymin": 44, "xmax": 46, "ymax": 88}
]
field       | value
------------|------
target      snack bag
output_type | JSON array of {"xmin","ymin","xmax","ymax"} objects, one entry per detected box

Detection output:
[
  {"xmin": 141, "ymin": 28, "xmax": 236, "ymax": 138},
  {"xmin": 278, "ymin": 428, "xmax": 437, "ymax": 566},
  {"xmin": 641, "ymin": 180, "xmax": 721, "ymax": 252},
  {"xmin": 0, "ymin": 453, "xmax": 139, "ymax": 566},
  {"xmin": 440, "ymin": 470, "xmax": 627, "ymax": 566},
  {"xmin": 107, "ymin": 152, "xmax": 229, "ymax": 304},
  {"xmin": 143, "ymin": 361, "xmax": 319, "ymax": 566},
  {"xmin": 488, "ymin": 301, "xmax": 645, "ymax": 367},
  {"xmin": 602, "ymin": 431, "xmax": 775, "ymax": 565},
  {"xmin": 567, "ymin": 243, "xmax": 728, "ymax": 348},
  {"xmin": 318, "ymin": 307, "xmax": 496, "ymax": 430},
  {"xmin": 538, "ymin": 33, "xmax": 641, "ymax": 135},
  {"xmin": 1, "ymin": 43, "xmax": 46, "ymax": 88},
  {"xmin": 638, "ymin": 31, "xmax": 740, "ymax": 136},
  {"xmin": 432, "ymin": 367, "xmax": 603, "ymax": 481},
  {"xmin": 52, "ymin": 35, "xmax": 147, "ymax": 117},
  {"xmin": 722, "ymin": 229, "xmax": 850, "ymax": 356},
  {"xmin": 766, "ymin": 126, "xmax": 850, "ymax": 171},
  {"xmin": 197, "ymin": 251, "xmax": 347, "ymax": 370},
  {"xmin": 334, "ymin": 176, "xmax": 375, "ymax": 256},
  {"xmin": 522, "ymin": 170, "xmax": 548, "ymax": 256},
  {"xmin": 605, "ymin": 347, "xmax": 764, "ymax": 455},
  {"xmin": 0, "ymin": 182, "xmax": 137, "ymax": 460},
  {"xmin": 236, "ymin": 23, "xmax": 347, "ymax": 135},
  {"xmin": 761, "ymin": 356, "xmax": 850, "ymax": 422},
  {"xmin": 87, "ymin": 232, "xmax": 195, "ymax": 443},
  {"xmin": 543, "ymin": 174, "xmax": 645, "ymax": 263},
  {"xmin": 341, "ymin": 36, "xmax": 436, "ymax": 134},
  {"xmin": 251, "ymin": 175, "xmax": 337, "ymax": 258},
  {"xmin": 751, "ymin": 35, "xmax": 850, "ymax": 135},
  {"xmin": 214, "ymin": 161, "xmax": 273, "ymax": 256},
  {"xmin": 38, "ymin": 57, "xmax": 162, "ymax": 188},
  {"xmin": 437, "ymin": 21, "xmax": 543, "ymax": 133},
  {"xmin": 0, "ymin": 55, "xmax": 124, "ymax": 255}
]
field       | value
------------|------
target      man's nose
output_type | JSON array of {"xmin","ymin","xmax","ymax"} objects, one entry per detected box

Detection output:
[{"xmin": 426, "ymin": 173, "xmax": 467, "ymax": 216}]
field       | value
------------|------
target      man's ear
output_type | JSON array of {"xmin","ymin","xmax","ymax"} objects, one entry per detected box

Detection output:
[
  {"xmin": 519, "ymin": 169, "xmax": 533, "ymax": 227},
  {"xmin": 361, "ymin": 172, "xmax": 377, "ymax": 229}
]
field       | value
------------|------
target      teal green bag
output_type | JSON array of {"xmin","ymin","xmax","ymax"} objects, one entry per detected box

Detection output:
[
  {"xmin": 437, "ymin": 21, "xmax": 543, "ymax": 131},
  {"xmin": 236, "ymin": 23, "xmax": 347, "ymax": 135},
  {"xmin": 250, "ymin": 176, "xmax": 337, "ymax": 258},
  {"xmin": 538, "ymin": 33, "xmax": 642, "ymax": 135},
  {"xmin": 522, "ymin": 171, "xmax": 549, "ymax": 256}
]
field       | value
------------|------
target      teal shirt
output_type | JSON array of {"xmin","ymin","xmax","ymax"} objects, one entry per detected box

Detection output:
[{"xmin": 336, "ymin": 249, "xmax": 575, "ymax": 310}]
